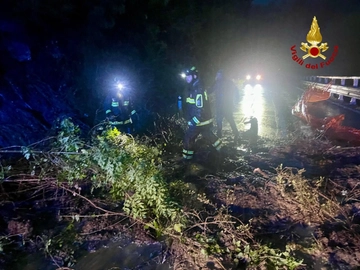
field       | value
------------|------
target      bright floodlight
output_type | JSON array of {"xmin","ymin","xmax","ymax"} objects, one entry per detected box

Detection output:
[
  {"xmin": 256, "ymin": 75, "xmax": 261, "ymax": 80},
  {"xmin": 246, "ymin": 75, "xmax": 251, "ymax": 80},
  {"xmin": 180, "ymin": 73, "xmax": 186, "ymax": 78},
  {"xmin": 117, "ymin": 83, "xmax": 124, "ymax": 90}
]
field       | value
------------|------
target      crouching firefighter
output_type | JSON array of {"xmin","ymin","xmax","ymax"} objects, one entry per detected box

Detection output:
[
  {"xmin": 181, "ymin": 66, "xmax": 222, "ymax": 161},
  {"xmin": 104, "ymin": 83, "xmax": 139, "ymax": 134}
]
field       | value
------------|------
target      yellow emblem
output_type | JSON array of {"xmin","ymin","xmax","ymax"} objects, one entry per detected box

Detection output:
[{"xmin": 300, "ymin": 16, "xmax": 329, "ymax": 60}]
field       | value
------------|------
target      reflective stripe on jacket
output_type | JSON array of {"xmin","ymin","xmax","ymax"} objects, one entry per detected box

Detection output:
[{"xmin": 185, "ymin": 79, "xmax": 213, "ymax": 126}]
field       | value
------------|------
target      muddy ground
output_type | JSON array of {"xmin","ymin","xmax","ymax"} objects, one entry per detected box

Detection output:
[{"xmin": 1, "ymin": 118, "xmax": 360, "ymax": 270}]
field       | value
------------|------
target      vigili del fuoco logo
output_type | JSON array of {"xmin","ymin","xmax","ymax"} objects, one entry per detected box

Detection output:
[{"xmin": 290, "ymin": 16, "xmax": 338, "ymax": 69}]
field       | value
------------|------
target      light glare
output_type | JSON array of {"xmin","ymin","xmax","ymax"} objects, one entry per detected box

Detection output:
[{"xmin": 117, "ymin": 83, "xmax": 124, "ymax": 90}]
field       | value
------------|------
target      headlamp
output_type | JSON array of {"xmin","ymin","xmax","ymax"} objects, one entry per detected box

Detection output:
[{"xmin": 117, "ymin": 83, "xmax": 124, "ymax": 90}]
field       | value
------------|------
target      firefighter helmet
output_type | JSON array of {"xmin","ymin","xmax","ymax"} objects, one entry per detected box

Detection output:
[{"xmin": 185, "ymin": 66, "xmax": 198, "ymax": 76}]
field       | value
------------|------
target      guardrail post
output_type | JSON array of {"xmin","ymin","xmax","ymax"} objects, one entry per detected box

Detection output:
[
  {"xmin": 303, "ymin": 77, "xmax": 360, "ymax": 102},
  {"xmin": 350, "ymin": 97, "xmax": 357, "ymax": 105}
]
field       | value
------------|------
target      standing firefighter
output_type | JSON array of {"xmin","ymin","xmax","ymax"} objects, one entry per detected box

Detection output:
[
  {"xmin": 104, "ymin": 82, "xmax": 138, "ymax": 134},
  {"xmin": 208, "ymin": 69, "xmax": 240, "ymax": 142},
  {"xmin": 180, "ymin": 66, "xmax": 222, "ymax": 161}
]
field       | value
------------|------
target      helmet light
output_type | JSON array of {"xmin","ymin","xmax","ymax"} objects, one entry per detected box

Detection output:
[{"xmin": 117, "ymin": 83, "xmax": 124, "ymax": 90}]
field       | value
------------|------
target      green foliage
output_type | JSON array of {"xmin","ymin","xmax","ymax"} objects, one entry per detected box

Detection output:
[
  {"xmin": 92, "ymin": 127, "xmax": 179, "ymax": 222},
  {"xmin": 40, "ymin": 222, "xmax": 78, "ymax": 268},
  {"xmin": 232, "ymin": 242, "xmax": 304, "ymax": 270},
  {"xmin": 195, "ymin": 234, "xmax": 225, "ymax": 256},
  {"xmin": 50, "ymin": 119, "xmax": 180, "ymax": 225},
  {"xmin": 0, "ymin": 163, "xmax": 11, "ymax": 181},
  {"xmin": 55, "ymin": 117, "xmax": 83, "ymax": 153},
  {"xmin": 190, "ymin": 223, "xmax": 303, "ymax": 269},
  {"xmin": 52, "ymin": 118, "xmax": 90, "ymax": 184},
  {"xmin": 13, "ymin": 118, "xmax": 180, "ymax": 229},
  {"xmin": 275, "ymin": 164, "xmax": 339, "ymax": 221}
]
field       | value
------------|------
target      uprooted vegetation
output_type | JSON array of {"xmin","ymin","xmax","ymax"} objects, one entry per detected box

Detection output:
[{"xmin": 1, "ymin": 117, "xmax": 360, "ymax": 269}]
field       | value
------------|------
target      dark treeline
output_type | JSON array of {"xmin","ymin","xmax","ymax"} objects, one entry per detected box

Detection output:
[{"xmin": 1, "ymin": 0, "xmax": 360, "ymax": 124}]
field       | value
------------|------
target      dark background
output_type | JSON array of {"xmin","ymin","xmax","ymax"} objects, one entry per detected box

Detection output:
[{"xmin": 1, "ymin": 0, "xmax": 359, "ymax": 147}]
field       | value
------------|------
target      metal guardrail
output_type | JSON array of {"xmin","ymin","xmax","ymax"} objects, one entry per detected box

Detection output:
[
  {"xmin": 305, "ymin": 76, "xmax": 360, "ymax": 87},
  {"xmin": 303, "ymin": 76, "xmax": 360, "ymax": 104}
]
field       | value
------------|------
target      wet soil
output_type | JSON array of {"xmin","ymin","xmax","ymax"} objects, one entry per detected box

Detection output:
[
  {"xmin": 165, "ymin": 123, "xmax": 360, "ymax": 269},
  {"xmin": 2, "ymin": 119, "xmax": 360, "ymax": 269}
]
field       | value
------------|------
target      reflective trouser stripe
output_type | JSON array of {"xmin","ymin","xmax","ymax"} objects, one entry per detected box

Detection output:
[
  {"xmin": 192, "ymin": 117, "xmax": 200, "ymax": 124},
  {"xmin": 131, "ymin": 110, "xmax": 136, "ymax": 115},
  {"xmin": 182, "ymin": 149, "xmax": 194, "ymax": 159},
  {"xmin": 110, "ymin": 118, "xmax": 132, "ymax": 125},
  {"xmin": 186, "ymin": 98, "xmax": 195, "ymax": 104},
  {"xmin": 124, "ymin": 118, "xmax": 132, "ymax": 124},
  {"xmin": 212, "ymin": 139, "xmax": 222, "ymax": 151},
  {"xmin": 110, "ymin": 121, "xmax": 123, "ymax": 125},
  {"xmin": 187, "ymin": 118, "xmax": 213, "ymax": 126},
  {"xmin": 106, "ymin": 110, "xmax": 112, "ymax": 114},
  {"xmin": 197, "ymin": 118, "xmax": 213, "ymax": 126}
]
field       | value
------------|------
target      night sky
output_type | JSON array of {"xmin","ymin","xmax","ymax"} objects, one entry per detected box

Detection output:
[{"xmin": 252, "ymin": 0, "xmax": 271, "ymax": 5}]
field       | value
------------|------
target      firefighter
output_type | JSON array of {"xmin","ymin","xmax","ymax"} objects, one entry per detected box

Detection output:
[
  {"xmin": 208, "ymin": 69, "xmax": 240, "ymax": 142},
  {"xmin": 104, "ymin": 82, "xmax": 138, "ymax": 134},
  {"xmin": 181, "ymin": 66, "xmax": 222, "ymax": 161}
]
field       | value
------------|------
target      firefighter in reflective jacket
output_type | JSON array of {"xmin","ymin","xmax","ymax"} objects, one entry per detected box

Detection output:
[
  {"xmin": 181, "ymin": 66, "xmax": 222, "ymax": 160},
  {"xmin": 104, "ymin": 90, "xmax": 138, "ymax": 134},
  {"xmin": 208, "ymin": 69, "xmax": 240, "ymax": 142}
]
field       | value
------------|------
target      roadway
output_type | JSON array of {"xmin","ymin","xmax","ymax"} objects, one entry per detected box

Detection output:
[
  {"xmin": 232, "ymin": 79, "xmax": 298, "ymax": 141},
  {"xmin": 218, "ymin": 78, "xmax": 360, "ymax": 144}
]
